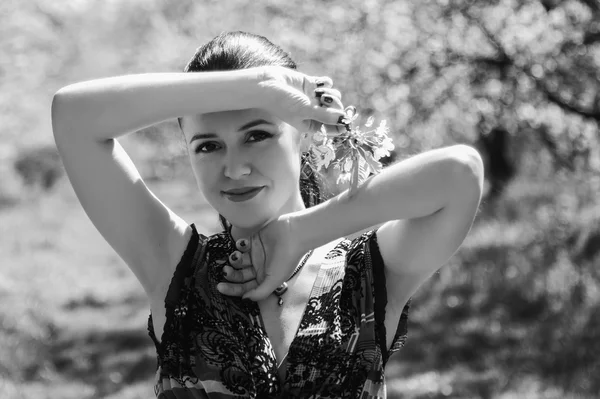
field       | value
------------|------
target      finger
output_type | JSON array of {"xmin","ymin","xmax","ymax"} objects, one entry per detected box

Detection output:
[
  {"xmin": 314, "ymin": 87, "xmax": 341, "ymax": 101},
  {"xmin": 229, "ymin": 250, "xmax": 252, "ymax": 270},
  {"xmin": 217, "ymin": 279, "xmax": 259, "ymax": 297},
  {"xmin": 314, "ymin": 76, "xmax": 333, "ymax": 89},
  {"xmin": 321, "ymin": 122, "xmax": 348, "ymax": 136},
  {"xmin": 304, "ymin": 107, "xmax": 346, "ymax": 129},
  {"xmin": 242, "ymin": 274, "xmax": 282, "ymax": 301},
  {"xmin": 235, "ymin": 238, "xmax": 251, "ymax": 253},
  {"xmin": 303, "ymin": 75, "xmax": 333, "ymax": 99},
  {"xmin": 319, "ymin": 94, "xmax": 344, "ymax": 111},
  {"xmin": 223, "ymin": 265, "xmax": 256, "ymax": 283},
  {"xmin": 305, "ymin": 121, "xmax": 346, "ymax": 139},
  {"xmin": 249, "ymin": 233, "xmax": 267, "ymax": 282},
  {"xmin": 228, "ymin": 250, "xmax": 243, "ymax": 268}
]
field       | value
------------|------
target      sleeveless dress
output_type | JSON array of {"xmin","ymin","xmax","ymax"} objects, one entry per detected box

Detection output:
[{"xmin": 147, "ymin": 224, "xmax": 410, "ymax": 398}]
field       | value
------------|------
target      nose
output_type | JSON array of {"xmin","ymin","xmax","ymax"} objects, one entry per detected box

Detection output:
[{"xmin": 223, "ymin": 148, "xmax": 251, "ymax": 180}]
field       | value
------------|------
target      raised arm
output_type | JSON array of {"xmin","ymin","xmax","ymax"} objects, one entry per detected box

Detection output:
[
  {"xmin": 51, "ymin": 67, "xmax": 343, "ymax": 299},
  {"xmin": 243, "ymin": 145, "xmax": 484, "ymax": 301},
  {"xmin": 237, "ymin": 144, "xmax": 483, "ymax": 349},
  {"xmin": 51, "ymin": 69, "xmax": 265, "ymax": 298}
]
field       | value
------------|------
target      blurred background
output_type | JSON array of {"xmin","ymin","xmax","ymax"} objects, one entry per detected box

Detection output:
[{"xmin": 1, "ymin": 0, "xmax": 599, "ymax": 398}]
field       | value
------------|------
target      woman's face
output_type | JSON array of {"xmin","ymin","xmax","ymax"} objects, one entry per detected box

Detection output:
[{"xmin": 181, "ymin": 108, "xmax": 304, "ymax": 230}]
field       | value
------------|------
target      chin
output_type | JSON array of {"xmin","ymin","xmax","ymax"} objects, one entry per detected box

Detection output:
[{"xmin": 222, "ymin": 210, "xmax": 272, "ymax": 231}]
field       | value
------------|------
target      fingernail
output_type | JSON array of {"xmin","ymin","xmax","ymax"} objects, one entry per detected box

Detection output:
[
  {"xmin": 236, "ymin": 238, "xmax": 248, "ymax": 249},
  {"xmin": 322, "ymin": 95, "xmax": 333, "ymax": 104},
  {"xmin": 316, "ymin": 80, "xmax": 325, "ymax": 87},
  {"xmin": 314, "ymin": 88, "xmax": 324, "ymax": 98},
  {"xmin": 221, "ymin": 269, "xmax": 228, "ymax": 279},
  {"xmin": 230, "ymin": 252, "xmax": 239, "ymax": 262}
]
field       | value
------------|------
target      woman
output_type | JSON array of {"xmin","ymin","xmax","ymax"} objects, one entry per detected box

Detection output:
[{"xmin": 52, "ymin": 32, "xmax": 484, "ymax": 398}]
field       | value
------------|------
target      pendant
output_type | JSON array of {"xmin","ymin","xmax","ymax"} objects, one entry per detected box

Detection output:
[
  {"xmin": 274, "ymin": 282, "xmax": 288, "ymax": 307},
  {"xmin": 274, "ymin": 282, "xmax": 288, "ymax": 296}
]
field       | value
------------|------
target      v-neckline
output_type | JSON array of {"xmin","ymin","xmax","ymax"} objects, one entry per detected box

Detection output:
[
  {"xmin": 254, "ymin": 251, "xmax": 323, "ymax": 386},
  {"xmin": 250, "ymin": 238, "xmax": 344, "ymax": 387}
]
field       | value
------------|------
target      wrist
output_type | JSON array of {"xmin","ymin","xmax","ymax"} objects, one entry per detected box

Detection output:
[
  {"xmin": 287, "ymin": 210, "xmax": 317, "ymax": 255},
  {"xmin": 288, "ymin": 196, "xmax": 355, "ymax": 253},
  {"xmin": 181, "ymin": 67, "xmax": 266, "ymax": 114}
]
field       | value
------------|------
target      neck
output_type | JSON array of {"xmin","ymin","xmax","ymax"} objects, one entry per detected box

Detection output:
[{"xmin": 229, "ymin": 191, "xmax": 306, "ymax": 241}]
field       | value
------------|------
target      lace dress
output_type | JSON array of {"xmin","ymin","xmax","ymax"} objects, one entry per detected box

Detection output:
[{"xmin": 147, "ymin": 224, "xmax": 410, "ymax": 398}]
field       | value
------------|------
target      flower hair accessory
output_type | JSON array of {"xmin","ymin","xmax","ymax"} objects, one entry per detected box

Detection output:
[{"xmin": 305, "ymin": 106, "xmax": 394, "ymax": 196}]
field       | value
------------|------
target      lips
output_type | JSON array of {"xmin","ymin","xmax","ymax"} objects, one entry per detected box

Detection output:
[
  {"xmin": 221, "ymin": 186, "xmax": 264, "ymax": 202},
  {"xmin": 223, "ymin": 187, "xmax": 262, "ymax": 195}
]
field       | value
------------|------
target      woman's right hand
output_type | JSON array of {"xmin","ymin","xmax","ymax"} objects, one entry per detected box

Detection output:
[{"xmin": 256, "ymin": 66, "xmax": 346, "ymax": 133}]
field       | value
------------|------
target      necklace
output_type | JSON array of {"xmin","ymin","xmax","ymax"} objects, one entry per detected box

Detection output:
[{"xmin": 273, "ymin": 250, "xmax": 314, "ymax": 306}]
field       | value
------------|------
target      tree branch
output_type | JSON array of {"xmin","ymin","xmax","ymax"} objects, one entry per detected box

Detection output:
[
  {"xmin": 459, "ymin": 5, "xmax": 600, "ymax": 123},
  {"xmin": 536, "ymin": 126, "xmax": 576, "ymax": 171},
  {"xmin": 459, "ymin": 7, "xmax": 511, "ymax": 63},
  {"xmin": 534, "ymin": 79, "xmax": 600, "ymax": 122}
]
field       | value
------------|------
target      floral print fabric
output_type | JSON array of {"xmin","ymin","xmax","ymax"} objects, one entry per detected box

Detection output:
[{"xmin": 147, "ymin": 224, "xmax": 409, "ymax": 398}]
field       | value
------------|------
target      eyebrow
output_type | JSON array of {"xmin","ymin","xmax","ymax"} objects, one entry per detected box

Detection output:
[{"xmin": 189, "ymin": 119, "xmax": 275, "ymax": 143}]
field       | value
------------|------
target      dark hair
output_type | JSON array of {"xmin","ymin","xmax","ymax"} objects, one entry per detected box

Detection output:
[{"xmin": 180, "ymin": 31, "xmax": 324, "ymax": 230}]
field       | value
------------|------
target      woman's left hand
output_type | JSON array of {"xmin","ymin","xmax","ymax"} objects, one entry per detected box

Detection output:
[{"xmin": 216, "ymin": 214, "xmax": 308, "ymax": 302}]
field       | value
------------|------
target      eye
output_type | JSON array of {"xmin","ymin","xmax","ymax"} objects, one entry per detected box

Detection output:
[
  {"xmin": 194, "ymin": 141, "xmax": 221, "ymax": 154},
  {"xmin": 246, "ymin": 130, "xmax": 274, "ymax": 143}
]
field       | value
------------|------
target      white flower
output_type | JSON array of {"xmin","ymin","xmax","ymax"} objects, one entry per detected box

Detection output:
[
  {"xmin": 342, "ymin": 156, "xmax": 354, "ymax": 173},
  {"xmin": 375, "ymin": 120, "xmax": 389, "ymax": 137},
  {"xmin": 305, "ymin": 109, "xmax": 393, "ymax": 195},
  {"xmin": 373, "ymin": 136, "xmax": 395, "ymax": 160},
  {"xmin": 336, "ymin": 172, "xmax": 351, "ymax": 184},
  {"xmin": 312, "ymin": 142, "xmax": 336, "ymax": 170},
  {"xmin": 312, "ymin": 130, "xmax": 327, "ymax": 145}
]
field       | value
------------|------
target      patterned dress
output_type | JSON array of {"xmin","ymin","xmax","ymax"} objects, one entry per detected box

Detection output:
[{"xmin": 147, "ymin": 224, "xmax": 410, "ymax": 398}]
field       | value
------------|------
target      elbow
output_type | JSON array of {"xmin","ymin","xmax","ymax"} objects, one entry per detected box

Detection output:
[
  {"xmin": 52, "ymin": 85, "xmax": 74, "ymax": 109},
  {"xmin": 51, "ymin": 86, "xmax": 81, "ymax": 139},
  {"xmin": 52, "ymin": 85, "xmax": 79, "ymax": 115},
  {"xmin": 51, "ymin": 87, "xmax": 70, "ymax": 121},
  {"xmin": 51, "ymin": 90, "xmax": 67, "ymax": 139},
  {"xmin": 448, "ymin": 145, "xmax": 485, "ymax": 197}
]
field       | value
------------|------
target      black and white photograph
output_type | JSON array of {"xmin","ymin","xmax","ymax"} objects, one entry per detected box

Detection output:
[{"xmin": 1, "ymin": 0, "xmax": 599, "ymax": 398}]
